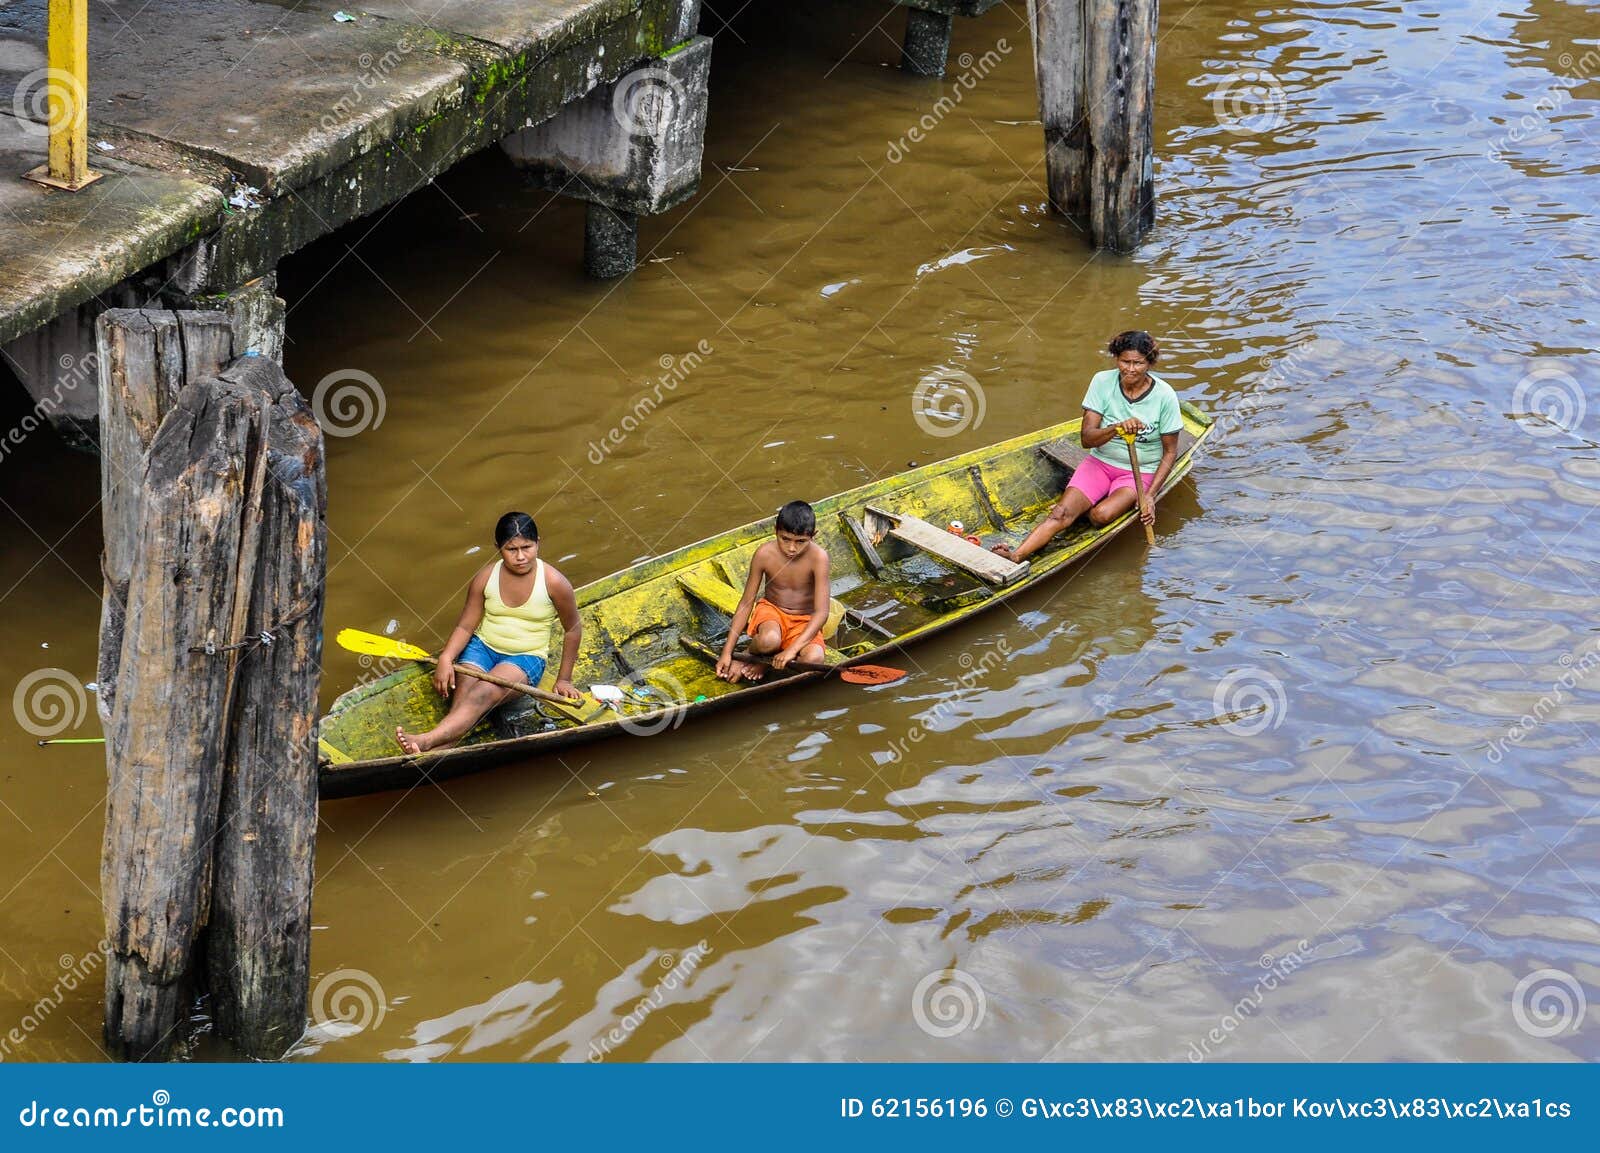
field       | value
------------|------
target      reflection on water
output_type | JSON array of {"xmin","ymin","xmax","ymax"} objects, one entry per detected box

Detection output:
[{"xmin": 1, "ymin": 0, "xmax": 1597, "ymax": 1061}]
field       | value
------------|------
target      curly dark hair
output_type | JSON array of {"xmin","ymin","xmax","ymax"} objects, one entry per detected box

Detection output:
[{"xmin": 1108, "ymin": 330, "xmax": 1160, "ymax": 364}]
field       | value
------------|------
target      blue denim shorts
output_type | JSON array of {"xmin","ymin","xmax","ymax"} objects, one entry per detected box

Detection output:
[{"xmin": 459, "ymin": 635, "xmax": 547, "ymax": 684}]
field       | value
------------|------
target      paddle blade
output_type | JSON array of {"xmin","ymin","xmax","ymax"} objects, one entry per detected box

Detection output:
[
  {"xmin": 838, "ymin": 664, "xmax": 906, "ymax": 685},
  {"xmin": 335, "ymin": 628, "xmax": 432, "ymax": 662}
]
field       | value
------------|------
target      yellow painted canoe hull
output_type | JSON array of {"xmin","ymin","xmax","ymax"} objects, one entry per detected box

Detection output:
[{"xmin": 317, "ymin": 404, "xmax": 1214, "ymax": 798}]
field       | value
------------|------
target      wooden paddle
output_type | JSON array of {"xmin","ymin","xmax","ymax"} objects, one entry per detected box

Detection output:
[
  {"xmin": 1120, "ymin": 428, "xmax": 1157, "ymax": 545},
  {"xmin": 335, "ymin": 628, "xmax": 588, "ymax": 711},
  {"xmin": 723, "ymin": 646, "xmax": 907, "ymax": 685}
]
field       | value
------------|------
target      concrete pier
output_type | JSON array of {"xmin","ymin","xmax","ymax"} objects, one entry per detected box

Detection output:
[
  {"xmin": 502, "ymin": 35, "xmax": 713, "ymax": 277},
  {"xmin": 890, "ymin": 0, "xmax": 1004, "ymax": 78},
  {"xmin": 0, "ymin": 0, "xmax": 702, "ymax": 431}
]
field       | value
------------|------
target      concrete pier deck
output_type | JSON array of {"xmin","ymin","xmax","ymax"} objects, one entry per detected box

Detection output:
[{"xmin": 0, "ymin": 0, "xmax": 697, "ymax": 345}]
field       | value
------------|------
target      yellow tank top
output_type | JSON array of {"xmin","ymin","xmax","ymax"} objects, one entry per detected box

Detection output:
[{"xmin": 477, "ymin": 559, "xmax": 558, "ymax": 659}]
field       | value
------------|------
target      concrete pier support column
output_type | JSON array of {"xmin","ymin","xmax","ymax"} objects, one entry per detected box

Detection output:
[
  {"xmin": 901, "ymin": 8, "xmax": 954, "ymax": 77},
  {"xmin": 502, "ymin": 36, "xmax": 713, "ymax": 279},
  {"xmin": 585, "ymin": 204, "xmax": 640, "ymax": 280}
]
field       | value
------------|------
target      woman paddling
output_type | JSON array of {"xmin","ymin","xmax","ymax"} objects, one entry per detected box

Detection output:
[
  {"xmin": 397, "ymin": 512, "xmax": 583, "ymax": 754},
  {"xmin": 994, "ymin": 330, "xmax": 1182, "ymax": 563}
]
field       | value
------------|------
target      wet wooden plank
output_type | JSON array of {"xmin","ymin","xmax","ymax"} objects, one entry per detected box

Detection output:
[{"xmin": 864, "ymin": 504, "xmax": 1029, "ymax": 586}]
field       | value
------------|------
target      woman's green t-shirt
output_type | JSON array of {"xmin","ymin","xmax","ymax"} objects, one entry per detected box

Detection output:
[{"xmin": 1083, "ymin": 369, "xmax": 1182, "ymax": 472}]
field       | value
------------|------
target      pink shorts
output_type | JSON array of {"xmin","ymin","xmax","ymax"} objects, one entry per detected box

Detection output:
[{"xmin": 1068, "ymin": 454, "xmax": 1138, "ymax": 504}]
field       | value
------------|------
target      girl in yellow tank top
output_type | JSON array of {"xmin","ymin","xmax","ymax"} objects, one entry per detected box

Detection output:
[{"xmin": 397, "ymin": 512, "xmax": 584, "ymax": 755}]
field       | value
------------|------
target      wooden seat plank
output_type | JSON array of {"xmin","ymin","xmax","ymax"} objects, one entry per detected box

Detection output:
[
  {"xmin": 676, "ymin": 568, "xmax": 742, "ymax": 616},
  {"xmin": 1039, "ymin": 438, "xmax": 1087, "ymax": 472},
  {"xmin": 864, "ymin": 505, "xmax": 1028, "ymax": 586}
]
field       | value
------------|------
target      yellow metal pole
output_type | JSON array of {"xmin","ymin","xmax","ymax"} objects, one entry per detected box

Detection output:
[{"xmin": 24, "ymin": 0, "xmax": 101, "ymax": 190}]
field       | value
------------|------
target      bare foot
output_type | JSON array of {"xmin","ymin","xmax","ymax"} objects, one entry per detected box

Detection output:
[
  {"xmin": 726, "ymin": 657, "xmax": 766, "ymax": 682},
  {"xmin": 991, "ymin": 543, "xmax": 1018, "ymax": 560},
  {"xmin": 396, "ymin": 726, "xmax": 428, "ymax": 755}
]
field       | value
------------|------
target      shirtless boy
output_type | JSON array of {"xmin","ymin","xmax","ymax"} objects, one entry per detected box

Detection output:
[{"xmin": 717, "ymin": 501, "xmax": 831, "ymax": 682}]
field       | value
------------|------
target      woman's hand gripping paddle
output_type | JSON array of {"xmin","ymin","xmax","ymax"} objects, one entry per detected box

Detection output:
[{"xmin": 1120, "ymin": 429, "xmax": 1158, "ymax": 546}]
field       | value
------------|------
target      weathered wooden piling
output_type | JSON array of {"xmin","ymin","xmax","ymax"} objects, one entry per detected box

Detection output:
[
  {"xmin": 96, "ymin": 309, "xmax": 325, "ymax": 1060},
  {"xmin": 204, "ymin": 358, "xmax": 325, "ymax": 1057},
  {"xmin": 1032, "ymin": 0, "xmax": 1158, "ymax": 252},
  {"xmin": 95, "ymin": 310, "xmax": 233, "ymax": 724}
]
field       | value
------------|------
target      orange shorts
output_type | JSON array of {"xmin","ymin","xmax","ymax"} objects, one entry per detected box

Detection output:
[{"xmin": 748, "ymin": 599, "xmax": 825, "ymax": 652}]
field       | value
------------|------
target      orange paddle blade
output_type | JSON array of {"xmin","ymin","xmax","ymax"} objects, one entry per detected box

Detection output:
[{"xmin": 838, "ymin": 664, "xmax": 906, "ymax": 685}]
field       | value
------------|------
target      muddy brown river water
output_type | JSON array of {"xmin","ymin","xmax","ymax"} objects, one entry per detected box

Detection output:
[{"xmin": 2, "ymin": 0, "xmax": 1597, "ymax": 1061}]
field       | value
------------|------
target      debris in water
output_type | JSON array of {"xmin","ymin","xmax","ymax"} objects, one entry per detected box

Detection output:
[
  {"xmin": 384, "ymin": 619, "xmax": 399, "ymax": 635},
  {"xmin": 95, "ymin": 140, "xmax": 114, "ymax": 152},
  {"xmin": 333, "ymin": 10, "xmax": 356, "ymax": 21},
  {"xmin": 465, "ymin": 545, "xmax": 481, "ymax": 555}
]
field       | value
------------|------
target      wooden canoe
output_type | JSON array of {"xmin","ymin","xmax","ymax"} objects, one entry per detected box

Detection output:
[{"xmin": 317, "ymin": 403, "xmax": 1214, "ymax": 798}]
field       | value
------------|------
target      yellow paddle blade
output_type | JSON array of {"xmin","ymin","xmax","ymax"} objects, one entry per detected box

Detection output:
[{"xmin": 335, "ymin": 628, "xmax": 432, "ymax": 663}]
